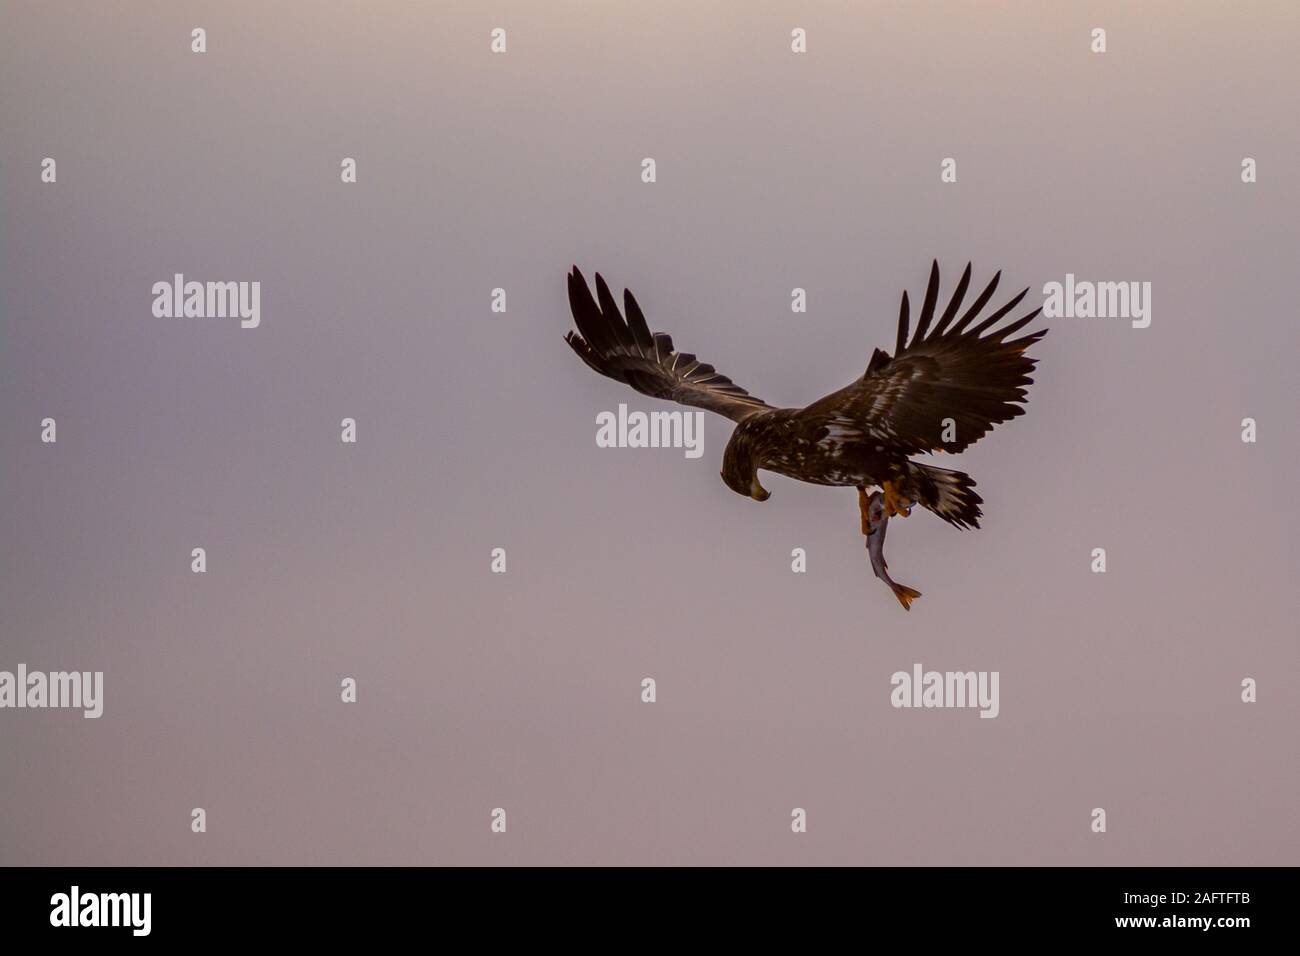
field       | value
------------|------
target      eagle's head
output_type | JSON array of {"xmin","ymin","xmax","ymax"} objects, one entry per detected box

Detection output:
[{"xmin": 721, "ymin": 426, "xmax": 769, "ymax": 501}]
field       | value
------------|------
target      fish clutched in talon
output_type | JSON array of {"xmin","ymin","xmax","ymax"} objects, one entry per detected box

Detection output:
[
  {"xmin": 881, "ymin": 479, "xmax": 913, "ymax": 519},
  {"xmin": 860, "ymin": 488, "xmax": 922, "ymax": 610}
]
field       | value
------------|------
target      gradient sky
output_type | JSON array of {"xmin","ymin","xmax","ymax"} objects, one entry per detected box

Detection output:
[{"xmin": 1, "ymin": 1, "xmax": 1297, "ymax": 865}]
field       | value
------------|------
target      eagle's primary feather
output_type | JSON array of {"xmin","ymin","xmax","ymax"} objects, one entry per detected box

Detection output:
[
  {"xmin": 800, "ymin": 260, "xmax": 1046, "ymax": 456},
  {"xmin": 564, "ymin": 267, "xmax": 772, "ymax": 423}
]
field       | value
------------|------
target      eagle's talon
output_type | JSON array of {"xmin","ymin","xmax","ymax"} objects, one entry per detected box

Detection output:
[{"xmin": 882, "ymin": 480, "xmax": 912, "ymax": 518}]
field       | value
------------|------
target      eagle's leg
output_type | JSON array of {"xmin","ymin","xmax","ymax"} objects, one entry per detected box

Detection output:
[
  {"xmin": 883, "ymin": 480, "xmax": 913, "ymax": 518},
  {"xmin": 857, "ymin": 487, "xmax": 872, "ymax": 535}
]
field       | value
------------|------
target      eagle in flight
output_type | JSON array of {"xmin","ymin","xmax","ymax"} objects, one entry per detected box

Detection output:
[{"xmin": 564, "ymin": 262, "xmax": 1047, "ymax": 609}]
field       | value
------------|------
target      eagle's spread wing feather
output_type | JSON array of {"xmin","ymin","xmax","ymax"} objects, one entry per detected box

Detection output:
[
  {"xmin": 564, "ymin": 267, "xmax": 773, "ymax": 423},
  {"xmin": 802, "ymin": 261, "xmax": 1046, "ymax": 454}
]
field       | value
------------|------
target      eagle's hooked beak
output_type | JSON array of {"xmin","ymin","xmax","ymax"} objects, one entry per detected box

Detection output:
[{"xmin": 750, "ymin": 476, "xmax": 770, "ymax": 502}]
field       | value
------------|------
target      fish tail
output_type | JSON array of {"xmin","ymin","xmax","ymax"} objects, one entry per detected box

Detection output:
[{"xmin": 892, "ymin": 584, "xmax": 922, "ymax": 611}]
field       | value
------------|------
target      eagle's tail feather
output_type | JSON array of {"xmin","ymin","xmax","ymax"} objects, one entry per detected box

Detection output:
[{"xmin": 908, "ymin": 462, "xmax": 983, "ymax": 530}]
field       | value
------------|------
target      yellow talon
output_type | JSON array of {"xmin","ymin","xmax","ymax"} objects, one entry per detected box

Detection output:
[
  {"xmin": 883, "ymin": 480, "xmax": 912, "ymax": 518},
  {"xmin": 858, "ymin": 487, "xmax": 872, "ymax": 535}
]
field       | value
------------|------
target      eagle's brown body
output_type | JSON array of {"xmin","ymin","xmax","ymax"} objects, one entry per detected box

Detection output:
[
  {"xmin": 728, "ymin": 407, "xmax": 909, "ymax": 490},
  {"xmin": 563, "ymin": 261, "xmax": 1047, "ymax": 604}
]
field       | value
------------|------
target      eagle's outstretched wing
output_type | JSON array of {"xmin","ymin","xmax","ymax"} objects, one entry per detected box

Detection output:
[
  {"xmin": 800, "ymin": 261, "xmax": 1046, "ymax": 453},
  {"xmin": 564, "ymin": 267, "xmax": 773, "ymax": 423}
]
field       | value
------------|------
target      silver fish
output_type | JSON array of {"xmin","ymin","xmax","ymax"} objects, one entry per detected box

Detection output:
[{"xmin": 865, "ymin": 490, "xmax": 922, "ymax": 610}]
